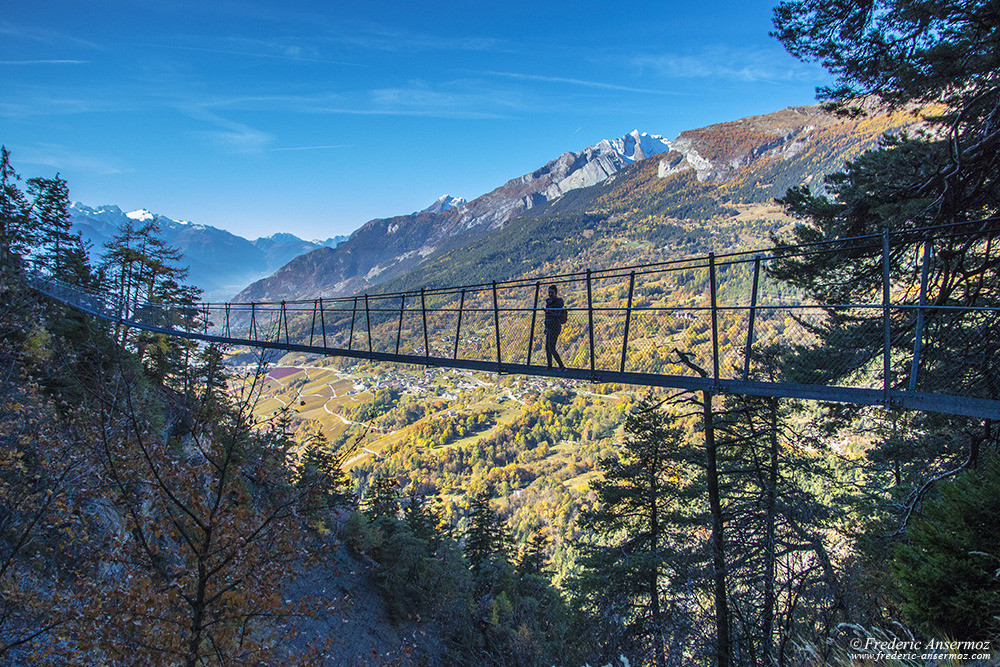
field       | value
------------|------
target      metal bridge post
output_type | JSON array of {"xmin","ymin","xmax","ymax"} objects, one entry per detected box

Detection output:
[
  {"xmin": 882, "ymin": 229, "xmax": 892, "ymax": 408},
  {"xmin": 492, "ymin": 281, "xmax": 502, "ymax": 373},
  {"xmin": 620, "ymin": 271, "xmax": 635, "ymax": 373},
  {"xmin": 421, "ymin": 288, "xmax": 430, "ymax": 361},
  {"xmin": 709, "ymin": 253, "xmax": 720, "ymax": 387},
  {"xmin": 743, "ymin": 255, "xmax": 761, "ymax": 381},
  {"xmin": 250, "ymin": 303, "xmax": 257, "ymax": 342},
  {"xmin": 396, "ymin": 294, "xmax": 406, "ymax": 355},
  {"xmin": 587, "ymin": 270, "xmax": 595, "ymax": 377},
  {"xmin": 908, "ymin": 240, "xmax": 932, "ymax": 393},
  {"xmin": 454, "ymin": 289, "xmax": 465, "ymax": 360},
  {"xmin": 365, "ymin": 294, "xmax": 373, "ymax": 358},
  {"xmin": 309, "ymin": 300, "xmax": 318, "ymax": 346},
  {"xmin": 319, "ymin": 298, "xmax": 327, "ymax": 349},
  {"xmin": 281, "ymin": 301, "xmax": 289, "ymax": 344},
  {"xmin": 527, "ymin": 282, "xmax": 540, "ymax": 366},
  {"xmin": 348, "ymin": 296, "xmax": 357, "ymax": 350}
]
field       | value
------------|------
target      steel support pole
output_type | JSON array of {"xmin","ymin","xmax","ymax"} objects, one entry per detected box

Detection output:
[
  {"xmin": 396, "ymin": 294, "xmax": 406, "ymax": 355},
  {"xmin": 365, "ymin": 294, "xmax": 373, "ymax": 357},
  {"xmin": 422, "ymin": 288, "xmax": 430, "ymax": 360},
  {"xmin": 281, "ymin": 301, "xmax": 289, "ymax": 344},
  {"xmin": 587, "ymin": 269, "xmax": 595, "ymax": 376},
  {"xmin": 348, "ymin": 296, "xmax": 357, "ymax": 350},
  {"xmin": 492, "ymin": 282, "xmax": 502, "ymax": 372},
  {"xmin": 882, "ymin": 229, "xmax": 892, "ymax": 408},
  {"xmin": 309, "ymin": 299, "xmax": 317, "ymax": 347},
  {"xmin": 709, "ymin": 254, "xmax": 720, "ymax": 387},
  {"xmin": 319, "ymin": 298, "xmax": 327, "ymax": 349},
  {"xmin": 908, "ymin": 240, "xmax": 932, "ymax": 393},
  {"xmin": 743, "ymin": 256, "xmax": 761, "ymax": 381},
  {"xmin": 620, "ymin": 271, "xmax": 635, "ymax": 373},
  {"xmin": 527, "ymin": 282, "xmax": 540, "ymax": 366},
  {"xmin": 454, "ymin": 289, "xmax": 465, "ymax": 360}
]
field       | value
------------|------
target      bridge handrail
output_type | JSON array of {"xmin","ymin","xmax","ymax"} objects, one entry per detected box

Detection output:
[
  {"xmin": 208, "ymin": 216, "xmax": 1000, "ymax": 307},
  {"xmin": 25, "ymin": 219, "xmax": 1000, "ymax": 420}
]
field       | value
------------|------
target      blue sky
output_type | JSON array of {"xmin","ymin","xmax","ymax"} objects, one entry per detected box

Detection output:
[{"xmin": 1, "ymin": 0, "xmax": 830, "ymax": 240}]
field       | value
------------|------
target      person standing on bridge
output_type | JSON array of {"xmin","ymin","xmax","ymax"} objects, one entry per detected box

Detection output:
[{"xmin": 544, "ymin": 285, "xmax": 567, "ymax": 370}]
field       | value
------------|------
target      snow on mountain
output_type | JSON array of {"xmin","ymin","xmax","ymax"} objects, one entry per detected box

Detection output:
[
  {"xmin": 598, "ymin": 130, "xmax": 672, "ymax": 163},
  {"xmin": 420, "ymin": 194, "xmax": 467, "ymax": 214},
  {"xmin": 447, "ymin": 130, "xmax": 673, "ymax": 234},
  {"xmin": 125, "ymin": 208, "xmax": 155, "ymax": 222},
  {"xmin": 313, "ymin": 235, "xmax": 349, "ymax": 248},
  {"xmin": 68, "ymin": 203, "xmax": 333, "ymax": 300}
]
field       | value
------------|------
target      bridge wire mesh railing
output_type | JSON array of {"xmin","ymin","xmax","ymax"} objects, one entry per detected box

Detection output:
[{"xmin": 26, "ymin": 221, "xmax": 1000, "ymax": 413}]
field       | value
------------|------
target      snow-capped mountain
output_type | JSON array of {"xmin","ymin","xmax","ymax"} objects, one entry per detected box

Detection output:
[
  {"xmin": 420, "ymin": 194, "xmax": 467, "ymax": 214},
  {"xmin": 69, "ymin": 204, "xmax": 345, "ymax": 300},
  {"xmin": 235, "ymin": 130, "xmax": 673, "ymax": 302},
  {"xmin": 599, "ymin": 129, "xmax": 671, "ymax": 163}
]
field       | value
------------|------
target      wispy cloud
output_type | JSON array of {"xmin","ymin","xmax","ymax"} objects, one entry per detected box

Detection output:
[
  {"xmin": 0, "ymin": 59, "xmax": 89, "ymax": 65},
  {"xmin": 269, "ymin": 144, "xmax": 351, "ymax": 152},
  {"xmin": 0, "ymin": 21, "xmax": 102, "ymax": 50},
  {"xmin": 478, "ymin": 70, "xmax": 679, "ymax": 95},
  {"xmin": 324, "ymin": 22, "xmax": 515, "ymax": 54},
  {"xmin": 0, "ymin": 85, "xmax": 131, "ymax": 118},
  {"xmin": 631, "ymin": 47, "xmax": 822, "ymax": 84},
  {"xmin": 176, "ymin": 100, "xmax": 276, "ymax": 154},
  {"xmin": 136, "ymin": 41, "xmax": 362, "ymax": 67},
  {"xmin": 16, "ymin": 144, "xmax": 131, "ymax": 175}
]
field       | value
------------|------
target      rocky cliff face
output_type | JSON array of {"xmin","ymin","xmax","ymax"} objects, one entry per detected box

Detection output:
[
  {"xmin": 448, "ymin": 129, "xmax": 670, "ymax": 233},
  {"xmin": 656, "ymin": 105, "xmax": 841, "ymax": 183}
]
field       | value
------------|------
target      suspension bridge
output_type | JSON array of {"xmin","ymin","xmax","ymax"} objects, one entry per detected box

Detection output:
[{"xmin": 29, "ymin": 224, "xmax": 1000, "ymax": 420}]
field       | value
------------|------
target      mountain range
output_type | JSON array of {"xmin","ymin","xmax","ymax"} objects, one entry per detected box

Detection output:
[
  {"xmin": 73, "ymin": 104, "xmax": 923, "ymax": 305},
  {"xmin": 234, "ymin": 130, "xmax": 672, "ymax": 301},
  {"xmin": 235, "ymin": 104, "xmax": 924, "ymax": 302},
  {"xmin": 69, "ymin": 204, "xmax": 348, "ymax": 300}
]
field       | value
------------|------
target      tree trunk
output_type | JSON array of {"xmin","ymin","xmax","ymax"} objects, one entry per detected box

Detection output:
[
  {"xmin": 649, "ymin": 469, "xmax": 666, "ymax": 667},
  {"xmin": 762, "ymin": 397, "xmax": 778, "ymax": 666},
  {"xmin": 703, "ymin": 391, "xmax": 731, "ymax": 667}
]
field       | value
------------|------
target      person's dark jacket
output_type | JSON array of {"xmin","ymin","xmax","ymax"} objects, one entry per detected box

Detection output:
[{"xmin": 545, "ymin": 296, "xmax": 565, "ymax": 328}]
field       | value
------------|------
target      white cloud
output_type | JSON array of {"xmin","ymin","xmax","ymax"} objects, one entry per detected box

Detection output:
[
  {"xmin": 477, "ymin": 70, "xmax": 679, "ymax": 95},
  {"xmin": 15, "ymin": 144, "xmax": 131, "ymax": 175},
  {"xmin": 632, "ymin": 46, "xmax": 824, "ymax": 84},
  {"xmin": 269, "ymin": 144, "xmax": 351, "ymax": 152}
]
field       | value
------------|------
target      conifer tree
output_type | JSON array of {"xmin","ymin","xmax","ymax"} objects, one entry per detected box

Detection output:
[
  {"xmin": 893, "ymin": 456, "xmax": 1000, "ymax": 640},
  {"xmin": 403, "ymin": 486, "xmax": 441, "ymax": 549},
  {"xmin": 363, "ymin": 468, "xmax": 400, "ymax": 522},
  {"xmin": 770, "ymin": 0, "xmax": 1000, "ymax": 404},
  {"xmin": 0, "ymin": 147, "xmax": 32, "ymax": 273},
  {"xmin": 462, "ymin": 490, "xmax": 508, "ymax": 578},
  {"xmin": 717, "ymin": 390, "xmax": 852, "ymax": 665},
  {"xmin": 25, "ymin": 175, "xmax": 76, "ymax": 278},
  {"xmin": 573, "ymin": 395, "xmax": 707, "ymax": 666},
  {"xmin": 768, "ymin": 0, "xmax": 1000, "ymax": 639},
  {"xmin": 99, "ymin": 215, "xmax": 201, "ymax": 381}
]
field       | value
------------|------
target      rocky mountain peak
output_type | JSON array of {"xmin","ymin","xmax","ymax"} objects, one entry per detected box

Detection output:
[
  {"xmin": 657, "ymin": 105, "xmax": 840, "ymax": 183},
  {"xmin": 420, "ymin": 194, "xmax": 467, "ymax": 214}
]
